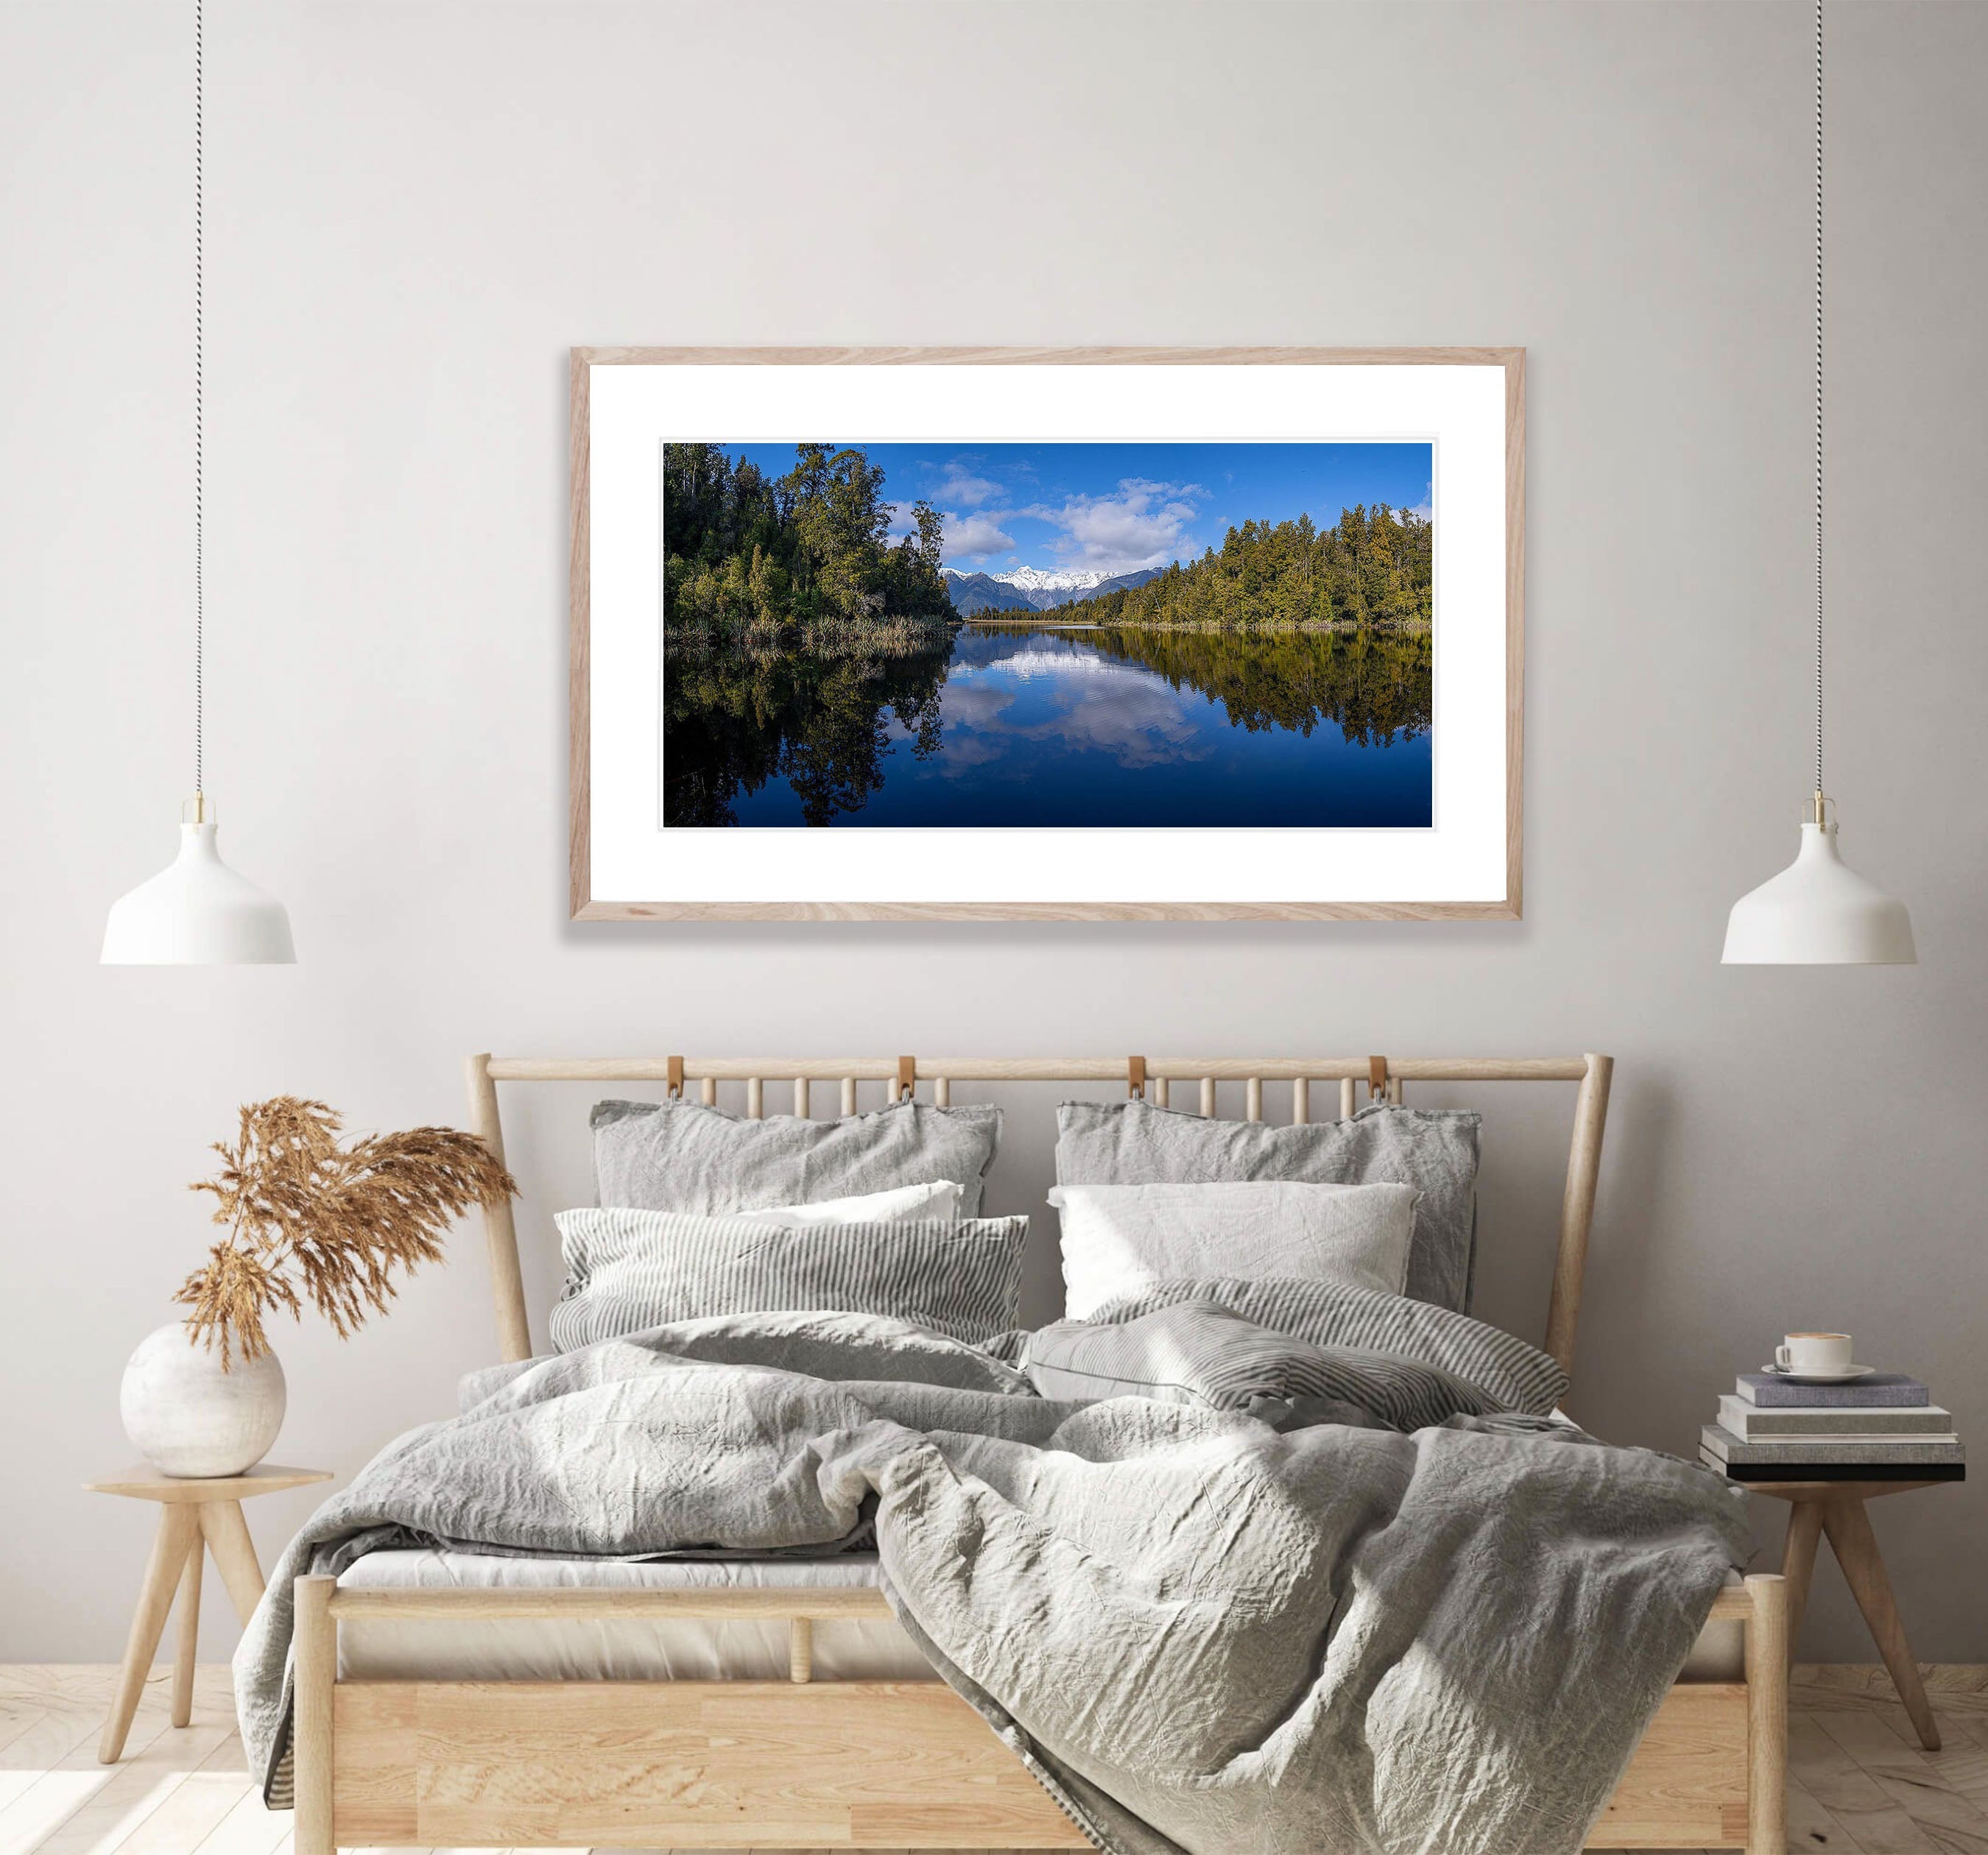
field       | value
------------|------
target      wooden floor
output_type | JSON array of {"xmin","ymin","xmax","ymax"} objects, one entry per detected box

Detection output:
[{"xmin": 7, "ymin": 1665, "xmax": 1988, "ymax": 1855}]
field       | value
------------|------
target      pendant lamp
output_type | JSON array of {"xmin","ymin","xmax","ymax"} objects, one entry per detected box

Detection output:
[
  {"xmin": 102, "ymin": 0, "xmax": 294, "ymax": 966},
  {"xmin": 1723, "ymin": 0, "xmax": 1914, "ymax": 966}
]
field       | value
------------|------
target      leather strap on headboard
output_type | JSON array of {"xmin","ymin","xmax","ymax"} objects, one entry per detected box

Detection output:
[{"xmin": 1368, "ymin": 1054, "xmax": 1389, "ymax": 1100}]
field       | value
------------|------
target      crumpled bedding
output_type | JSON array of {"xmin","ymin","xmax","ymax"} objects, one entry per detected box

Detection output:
[{"xmin": 236, "ymin": 1301, "xmax": 1748, "ymax": 1855}]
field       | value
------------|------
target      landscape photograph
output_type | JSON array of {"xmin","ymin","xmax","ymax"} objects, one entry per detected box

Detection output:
[{"xmin": 660, "ymin": 439, "xmax": 1434, "ymax": 829}]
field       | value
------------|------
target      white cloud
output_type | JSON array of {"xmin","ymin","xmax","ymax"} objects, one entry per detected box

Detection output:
[
  {"xmin": 940, "ymin": 682, "xmax": 1017, "ymax": 729},
  {"xmin": 934, "ymin": 463, "xmax": 1001, "ymax": 507},
  {"xmin": 942, "ymin": 511, "xmax": 1014, "ymax": 559},
  {"xmin": 889, "ymin": 491, "xmax": 1013, "ymax": 565},
  {"xmin": 934, "ymin": 731, "xmax": 1010, "ymax": 774},
  {"xmin": 937, "ymin": 661, "xmax": 1206, "ymax": 772},
  {"xmin": 1019, "ymin": 476, "xmax": 1205, "ymax": 576},
  {"xmin": 890, "ymin": 499, "xmax": 1014, "ymax": 562},
  {"xmin": 1018, "ymin": 675, "xmax": 1210, "ymax": 770},
  {"xmin": 1119, "ymin": 476, "xmax": 1208, "ymax": 501}
]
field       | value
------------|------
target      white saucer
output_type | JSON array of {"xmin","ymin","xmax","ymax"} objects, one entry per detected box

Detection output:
[{"xmin": 1761, "ymin": 1363, "xmax": 1875, "ymax": 1384}]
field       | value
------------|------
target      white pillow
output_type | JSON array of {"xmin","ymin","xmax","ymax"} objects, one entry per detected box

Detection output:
[
  {"xmin": 739, "ymin": 1179, "xmax": 962, "ymax": 1225},
  {"xmin": 1048, "ymin": 1179, "xmax": 1417, "ymax": 1318}
]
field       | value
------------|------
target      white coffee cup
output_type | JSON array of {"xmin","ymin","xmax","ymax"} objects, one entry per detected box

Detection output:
[{"xmin": 1777, "ymin": 1332, "xmax": 1853, "ymax": 1374}]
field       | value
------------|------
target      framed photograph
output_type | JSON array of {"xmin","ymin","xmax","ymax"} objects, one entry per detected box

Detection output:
[{"xmin": 571, "ymin": 347, "xmax": 1522, "ymax": 921}]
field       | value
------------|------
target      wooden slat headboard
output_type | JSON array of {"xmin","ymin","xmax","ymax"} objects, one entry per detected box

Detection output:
[{"xmin": 465, "ymin": 1053, "xmax": 1613, "ymax": 1385}]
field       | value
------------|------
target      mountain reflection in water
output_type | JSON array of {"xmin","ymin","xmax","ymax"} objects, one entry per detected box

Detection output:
[{"xmin": 662, "ymin": 621, "xmax": 1432, "ymax": 829}]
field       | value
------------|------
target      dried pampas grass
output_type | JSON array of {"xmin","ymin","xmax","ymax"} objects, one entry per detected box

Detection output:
[{"xmin": 177, "ymin": 1096, "xmax": 517, "ymax": 1368}]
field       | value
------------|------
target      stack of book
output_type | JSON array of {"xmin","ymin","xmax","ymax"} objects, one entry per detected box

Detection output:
[{"xmin": 1701, "ymin": 1374, "xmax": 1964, "ymax": 1482}]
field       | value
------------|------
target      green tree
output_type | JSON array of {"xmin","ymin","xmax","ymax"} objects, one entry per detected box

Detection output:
[
  {"xmin": 665, "ymin": 440, "xmax": 956, "ymax": 644},
  {"xmin": 1010, "ymin": 504, "xmax": 1431, "ymax": 635},
  {"xmin": 913, "ymin": 498, "xmax": 945, "ymax": 573}
]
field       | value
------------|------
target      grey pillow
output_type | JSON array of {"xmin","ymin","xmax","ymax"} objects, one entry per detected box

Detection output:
[
  {"xmin": 1022, "ymin": 1301, "xmax": 1512, "ymax": 1432},
  {"xmin": 593, "ymin": 1098, "xmax": 1002, "ymax": 1218},
  {"xmin": 1054, "ymin": 1098, "xmax": 1479, "ymax": 1311},
  {"xmin": 1086, "ymin": 1276, "xmax": 1567, "ymax": 1417},
  {"xmin": 549, "ymin": 1208, "xmax": 1029, "ymax": 1349}
]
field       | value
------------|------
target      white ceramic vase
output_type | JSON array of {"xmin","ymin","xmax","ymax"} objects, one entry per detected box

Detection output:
[{"xmin": 120, "ymin": 1323, "xmax": 286, "ymax": 1477}]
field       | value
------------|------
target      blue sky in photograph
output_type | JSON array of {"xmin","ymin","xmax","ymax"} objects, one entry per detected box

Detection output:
[{"xmin": 722, "ymin": 441, "xmax": 1433, "ymax": 577}]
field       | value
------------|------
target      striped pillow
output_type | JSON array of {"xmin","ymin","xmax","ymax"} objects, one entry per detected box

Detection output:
[
  {"xmin": 1085, "ymin": 1276, "xmax": 1567, "ymax": 1416},
  {"xmin": 1023, "ymin": 1302, "xmax": 1507, "ymax": 1432},
  {"xmin": 550, "ymin": 1209, "xmax": 1029, "ymax": 1351}
]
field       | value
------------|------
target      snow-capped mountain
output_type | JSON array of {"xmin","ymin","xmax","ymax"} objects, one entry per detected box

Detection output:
[
  {"xmin": 998, "ymin": 565, "xmax": 1116, "ymax": 598},
  {"xmin": 941, "ymin": 564, "xmax": 1165, "ymax": 615}
]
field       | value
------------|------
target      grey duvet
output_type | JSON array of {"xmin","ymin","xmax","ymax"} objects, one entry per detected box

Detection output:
[{"xmin": 236, "ymin": 1301, "xmax": 1749, "ymax": 1855}]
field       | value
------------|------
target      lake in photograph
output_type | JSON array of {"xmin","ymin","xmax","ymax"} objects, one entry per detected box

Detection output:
[
  {"xmin": 659, "ymin": 438, "xmax": 1434, "ymax": 830},
  {"xmin": 664, "ymin": 621, "xmax": 1431, "ymax": 829}
]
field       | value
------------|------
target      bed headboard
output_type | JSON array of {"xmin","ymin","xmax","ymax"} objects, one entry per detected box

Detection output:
[{"xmin": 465, "ymin": 1053, "xmax": 1614, "ymax": 1385}]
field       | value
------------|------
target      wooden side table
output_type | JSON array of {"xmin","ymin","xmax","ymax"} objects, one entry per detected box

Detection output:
[
  {"xmin": 1740, "ymin": 1477, "xmax": 1953, "ymax": 1751},
  {"xmin": 87, "ymin": 1462, "xmax": 331, "ymax": 1764}
]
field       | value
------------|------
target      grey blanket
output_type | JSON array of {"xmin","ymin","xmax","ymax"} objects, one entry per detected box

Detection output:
[{"xmin": 236, "ymin": 1308, "xmax": 1749, "ymax": 1855}]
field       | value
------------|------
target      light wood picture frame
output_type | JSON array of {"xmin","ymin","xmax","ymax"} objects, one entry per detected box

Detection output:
[{"xmin": 570, "ymin": 347, "xmax": 1524, "ymax": 921}]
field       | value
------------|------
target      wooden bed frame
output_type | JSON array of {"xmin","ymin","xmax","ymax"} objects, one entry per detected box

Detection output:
[{"xmin": 290, "ymin": 1053, "xmax": 1786, "ymax": 1854}]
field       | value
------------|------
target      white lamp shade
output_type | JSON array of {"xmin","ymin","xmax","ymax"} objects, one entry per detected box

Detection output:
[
  {"xmin": 1722, "ymin": 821, "xmax": 1915, "ymax": 965},
  {"xmin": 102, "ymin": 820, "xmax": 295, "ymax": 964}
]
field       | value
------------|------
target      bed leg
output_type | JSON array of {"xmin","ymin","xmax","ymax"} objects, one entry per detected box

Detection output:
[
  {"xmin": 1744, "ymin": 1572, "xmax": 1787, "ymax": 1855},
  {"xmin": 295, "ymin": 1574, "xmax": 337, "ymax": 1855}
]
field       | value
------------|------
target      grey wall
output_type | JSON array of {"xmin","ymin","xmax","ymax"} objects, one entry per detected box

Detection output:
[{"xmin": 2, "ymin": 0, "xmax": 1983, "ymax": 1666}]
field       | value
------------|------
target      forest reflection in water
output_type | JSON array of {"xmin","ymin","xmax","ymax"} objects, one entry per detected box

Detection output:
[{"xmin": 661, "ymin": 619, "xmax": 1433, "ymax": 830}]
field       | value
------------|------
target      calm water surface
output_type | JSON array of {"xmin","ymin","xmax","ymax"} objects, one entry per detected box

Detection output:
[{"xmin": 663, "ymin": 623, "xmax": 1431, "ymax": 829}]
